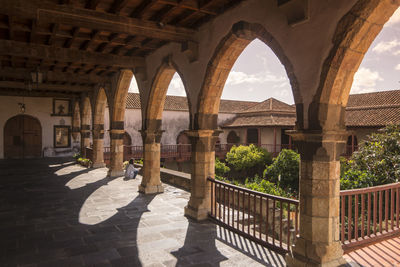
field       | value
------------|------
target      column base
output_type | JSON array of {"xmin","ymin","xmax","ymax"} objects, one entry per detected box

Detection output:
[
  {"xmin": 286, "ymin": 239, "xmax": 349, "ymax": 267},
  {"xmin": 138, "ymin": 184, "xmax": 164, "ymax": 194},
  {"xmin": 107, "ymin": 169, "xmax": 124, "ymax": 178},
  {"xmin": 184, "ymin": 204, "xmax": 209, "ymax": 221},
  {"xmin": 92, "ymin": 162, "xmax": 106, "ymax": 168}
]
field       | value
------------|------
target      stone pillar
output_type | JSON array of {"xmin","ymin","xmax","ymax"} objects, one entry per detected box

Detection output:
[
  {"xmin": 80, "ymin": 124, "xmax": 91, "ymax": 157},
  {"xmin": 92, "ymin": 124, "xmax": 106, "ymax": 168},
  {"xmin": 286, "ymin": 130, "xmax": 348, "ymax": 267},
  {"xmin": 184, "ymin": 129, "xmax": 221, "ymax": 221},
  {"xmin": 138, "ymin": 129, "xmax": 164, "ymax": 194},
  {"xmin": 108, "ymin": 125, "xmax": 124, "ymax": 177}
]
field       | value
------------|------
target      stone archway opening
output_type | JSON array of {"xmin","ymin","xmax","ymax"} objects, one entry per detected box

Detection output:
[{"xmin": 139, "ymin": 62, "xmax": 190, "ymax": 194}]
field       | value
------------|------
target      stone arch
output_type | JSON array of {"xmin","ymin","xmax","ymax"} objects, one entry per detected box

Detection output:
[
  {"xmin": 72, "ymin": 101, "xmax": 81, "ymax": 141},
  {"xmin": 144, "ymin": 60, "xmax": 190, "ymax": 131},
  {"xmin": 310, "ymin": 0, "xmax": 399, "ymax": 130},
  {"xmin": 195, "ymin": 21, "xmax": 299, "ymax": 130},
  {"xmin": 81, "ymin": 97, "xmax": 92, "ymax": 128},
  {"xmin": 93, "ymin": 88, "xmax": 109, "ymax": 127},
  {"xmin": 110, "ymin": 70, "xmax": 133, "ymax": 128}
]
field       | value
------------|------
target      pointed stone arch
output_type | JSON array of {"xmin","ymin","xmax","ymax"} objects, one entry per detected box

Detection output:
[
  {"xmin": 143, "ymin": 59, "xmax": 190, "ymax": 131},
  {"xmin": 139, "ymin": 60, "xmax": 189, "ymax": 194},
  {"xmin": 80, "ymin": 96, "xmax": 92, "ymax": 156},
  {"xmin": 108, "ymin": 69, "xmax": 134, "ymax": 177},
  {"xmin": 72, "ymin": 100, "xmax": 81, "ymax": 142},
  {"xmin": 309, "ymin": 0, "xmax": 399, "ymax": 131},
  {"xmin": 92, "ymin": 87, "xmax": 109, "ymax": 168},
  {"xmin": 195, "ymin": 21, "xmax": 299, "ymax": 130}
]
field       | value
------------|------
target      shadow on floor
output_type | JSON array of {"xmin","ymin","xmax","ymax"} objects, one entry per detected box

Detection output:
[{"xmin": 0, "ymin": 158, "xmax": 284, "ymax": 266}]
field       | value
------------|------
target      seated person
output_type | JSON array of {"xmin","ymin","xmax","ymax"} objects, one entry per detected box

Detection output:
[{"xmin": 125, "ymin": 158, "xmax": 139, "ymax": 179}]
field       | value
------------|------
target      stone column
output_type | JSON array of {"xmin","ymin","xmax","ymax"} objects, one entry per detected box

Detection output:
[
  {"xmin": 92, "ymin": 124, "xmax": 106, "ymax": 168},
  {"xmin": 138, "ymin": 129, "xmax": 164, "ymax": 194},
  {"xmin": 108, "ymin": 125, "xmax": 125, "ymax": 177},
  {"xmin": 286, "ymin": 130, "xmax": 348, "ymax": 266},
  {"xmin": 80, "ymin": 124, "xmax": 91, "ymax": 157},
  {"xmin": 184, "ymin": 129, "xmax": 221, "ymax": 221}
]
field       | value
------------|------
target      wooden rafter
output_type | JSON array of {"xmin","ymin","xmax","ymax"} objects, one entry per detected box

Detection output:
[
  {"xmin": 85, "ymin": 0, "xmax": 102, "ymax": 10},
  {"xmin": 0, "ymin": 40, "xmax": 145, "ymax": 68},
  {"xmin": 0, "ymin": 80, "xmax": 92, "ymax": 92},
  {"xmin": 108, "ymin": 0, "xmax": 130, "ymax": 14},
  {"xmin": 0, "ymin": 67, "xmax": 108, "ymax": 84},
  {"xmin": 1, "ymin": 1, "xmax": 196, "ymax": 42},
  {"xmin": 64, "ymin": 27, "xmax": 80, "ymax": 48},
  {"xmin": 47, "ymin": 23, "xmax": 58, "ymax": 46},
  {"xmin": 130, "ymin": 0, "xmax": 158, "ymax": 18}
]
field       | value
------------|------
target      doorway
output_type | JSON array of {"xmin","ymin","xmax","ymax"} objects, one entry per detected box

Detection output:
[{"xmin": 4, "ymin": 115, "xmax": 42, "ymax": 158}]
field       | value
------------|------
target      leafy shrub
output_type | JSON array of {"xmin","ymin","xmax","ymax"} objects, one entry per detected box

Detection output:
[
  {"xmin": 73, "ymin": 153, "xmax": 81, "ymax": 160},
  {"xmin": 244, "ymin": 175, "xmax": 294, "ymax": 199},
  {"xmin": 341, "ymin": 124, "xmax": 400, "ymax": 189},
  {"xmin": 226, "ymin": 144, "xmax": 272, "ymax": 171},
  {"xmin": 215, "ymin": 157, "xmax": 230, "ymax": 178},
  {"xmin": 225, "ymin": 144, "xmax": 272, "ymax": 180},
  {"xmin": 264, "ymin": 149, "xmax": 300, "ymax": 193}
]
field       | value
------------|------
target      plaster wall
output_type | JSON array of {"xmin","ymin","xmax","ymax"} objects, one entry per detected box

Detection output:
[{"xmin": 0, "ymin": 96, "xmax": 73, "ymax": 159}]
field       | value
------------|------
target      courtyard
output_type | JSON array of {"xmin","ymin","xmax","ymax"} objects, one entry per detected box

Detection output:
[{"xmin": 0, "ymin": 158, "xmax": 286, "ymax": 267}]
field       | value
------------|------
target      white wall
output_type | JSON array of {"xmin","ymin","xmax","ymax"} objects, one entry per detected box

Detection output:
[{"xmin": 0, "ymin": 96, "xmax": 73, "ymax": 158}]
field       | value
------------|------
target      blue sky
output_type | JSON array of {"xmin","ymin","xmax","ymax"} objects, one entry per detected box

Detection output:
[{"xmin": 130, "ymin": 8, "xmax": 400, "ymax": 104}]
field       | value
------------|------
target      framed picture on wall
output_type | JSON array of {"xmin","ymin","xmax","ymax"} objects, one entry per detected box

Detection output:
[
  {"xmin": 52, "ymin": 99, "xmax": 71, "ymax": 116},
  {"xmin": 54, "ymin": 126, "xmax": 71, "ymax": 148}
]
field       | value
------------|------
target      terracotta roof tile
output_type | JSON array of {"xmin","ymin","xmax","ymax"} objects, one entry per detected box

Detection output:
[
  {"xmin": 125, "ymin": 93, "xmax": 257, "ymax": 112},
  {"xmin": 240, "ymin": 98, "xmax": 295, "ymax": 113},
  {"xmin": 347, "ymin": 90, "xmax": 400, "ymax": 108},
  {"xmin": 222, "ymin": 114, "xmax": 296, "ymax": 128}
]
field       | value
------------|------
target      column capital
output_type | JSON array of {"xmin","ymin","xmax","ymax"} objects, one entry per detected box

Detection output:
[{"xmin": 140, "ymin": 129, "xmax": 164, "ymax": 144}]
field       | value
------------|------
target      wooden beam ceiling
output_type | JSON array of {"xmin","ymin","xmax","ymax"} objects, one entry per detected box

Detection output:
[
  {"xmin": 0, "ymin": 40, "xmax": 144, "ymax": 68},
  {"xmin": 0, "ymin": 67, "xmax": 108, "ymax": 84},
  {"xmin": 0, "ymin": 81, "xmax": 92, "ymax": 92},
  {"xmin": 2, "ymin": 0, "xmax": 197, "ymax": 43}
]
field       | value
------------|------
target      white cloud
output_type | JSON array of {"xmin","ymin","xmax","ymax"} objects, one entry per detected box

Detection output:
[
  {"xmin": 396, "ymin": 64, "xmax": 400, "ymax": 71},
  {"xmin": 351, "ymin": 67, "xmax": 383, "ymax": 94},
  {"xmin": 386, "ymin": 8, "xmax": 400, "ymax": 26},
  {"xmin": 226, "ymin": 71, "xmax": 286, "ymax": 86},
  {"xmin": 128, "ymin": 77, "xmax": 139, "ymax": 93},
  {"xmin": 372, "ymin": 39, "xmax": 400, "ymax": 54},
  {"xmin": 167, "ymin": 74, "xmax": 186, "ymax": 96}
]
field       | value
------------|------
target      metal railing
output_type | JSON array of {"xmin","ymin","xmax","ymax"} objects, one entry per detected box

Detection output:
[
  {"xmin": 340, "ymin": 182, "xmax": 400, "ymax": 251},
  {"xmin": 208, "ymin": 177, "xmax": 299, "ymax": 254}
]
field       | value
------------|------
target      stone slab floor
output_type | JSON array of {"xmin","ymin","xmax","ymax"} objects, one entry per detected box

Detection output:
[{"xmin": 0, "ymin": 158, "xmax": 285, "ymax": 267}]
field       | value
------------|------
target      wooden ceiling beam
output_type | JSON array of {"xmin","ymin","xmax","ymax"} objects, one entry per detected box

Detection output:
[
  {"xmin": 0, "ymin": 0, "xmax": 196, "ymax": 42},
  {"xmin": 158, "ymin": 0, "xmax": 216, "ymax": 15},
  {"xmin": 0, "ymin": 88, "xmax": 80, "ymax": 98},
  {"xmin": 64, "ymin": 27, "xmax": 80, "ymax": 48},
  {"xmin": 108, "ymin": 0, "xmax": 130, "ymax": 14},
  {"xmin": 130, "ymin": 0, "xmax": 158, "ymax": 18},
  {"xmin": 0, "ymin": 80, "xmax": 92, "ymax": 92},
  {"xmin": 0, "ymin": 40, "xmax": 144, "ymax": 68},
  {"xmin": 47, "ymin": 23, "xmax": 59, "ymax": 46},
  {"xmin": 0, "ymin": 67, "xmax": 108, "ymax": 84},
  {"xmin": 85, "ymin": 0, "xmax": 102, "ymax": 10},
  {"xmin": 0, "ymin": 67, "xmax": 109, "ymax": 84}
]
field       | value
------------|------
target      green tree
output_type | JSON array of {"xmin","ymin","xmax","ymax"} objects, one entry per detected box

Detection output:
[
  {"xmin": 342, "ymin": 124, "xmax": 400, "ymax": 188},
  {"xmin": 263, "ymin": 149, "xmax": 300, "ymax": 193},
  {"xmin": 215, "ymin": 157, "xmax": 230, "ymax": 179}
]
